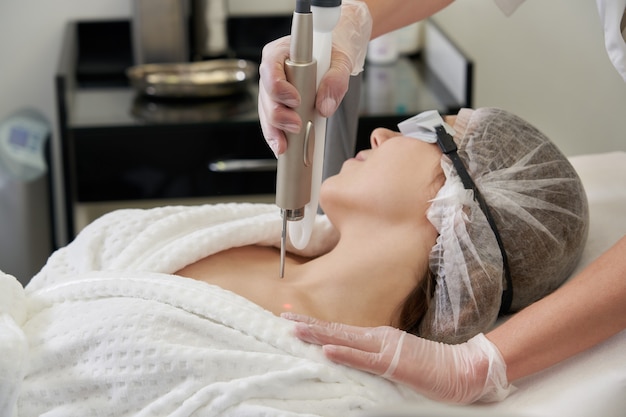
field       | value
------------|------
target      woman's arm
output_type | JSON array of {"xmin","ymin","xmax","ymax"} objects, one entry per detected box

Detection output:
[
  {"xmin": 487, "ymin": 234, "xmax": 626, "ymax": 382},
  {"xmin": 363, "ymin": 0, "xmax": 454, "ymax": 38}
]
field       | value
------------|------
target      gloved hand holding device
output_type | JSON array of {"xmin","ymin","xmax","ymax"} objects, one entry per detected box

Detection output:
[
  {"xmin": 258, "ymin": 0, "xmax": 372, "ymax": 156},
  {"xmin": 282, "ymin": 312, "xmax": 512, "ymax": 404}
]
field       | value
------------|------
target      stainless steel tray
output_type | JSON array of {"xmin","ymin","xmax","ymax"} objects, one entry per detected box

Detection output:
[{"xmin": 126, "ymin": 59, "xmax": 258, "ymax": 98}]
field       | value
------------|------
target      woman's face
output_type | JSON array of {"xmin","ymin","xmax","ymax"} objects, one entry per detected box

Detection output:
[{"xmin": 320, "ymin": 127, "xmax": 445, "ymax": 224}]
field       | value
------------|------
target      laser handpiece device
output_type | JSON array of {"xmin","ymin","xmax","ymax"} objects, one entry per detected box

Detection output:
[
  {"xmin": 276, "ymin": 0, "xmax": 317, "ymax": 278},
  {"xmin": 276, "ymin": 0, "xmax": 342, "ymax": 278}
]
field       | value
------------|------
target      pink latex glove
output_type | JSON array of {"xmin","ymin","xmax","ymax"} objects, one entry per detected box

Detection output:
[
  {"xmin": 258, "ymin": 0, "xmax": 372, "ymax": 156},
  {"xmin": 283, "ymin": 313, "xmax": 512, "ymax": 404}
]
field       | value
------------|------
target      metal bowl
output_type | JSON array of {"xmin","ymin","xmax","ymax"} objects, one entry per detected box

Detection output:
[{"xmin": 126, "ymin": 59, "xmax": 258, "ymax": 98}]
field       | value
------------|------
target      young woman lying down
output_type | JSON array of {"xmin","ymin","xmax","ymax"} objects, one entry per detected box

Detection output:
[{"xmin": 1, "ymin": 108, "xmax": 588, "ymax": 416}]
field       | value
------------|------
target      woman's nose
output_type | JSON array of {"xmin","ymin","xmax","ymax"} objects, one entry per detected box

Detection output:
[{"xmin": 370, "ymin": 128, "xmax": 401, "ymax": 148}]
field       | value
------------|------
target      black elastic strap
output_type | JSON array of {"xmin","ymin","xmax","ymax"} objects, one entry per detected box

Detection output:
[{"xmin": 434, "ymin": 126, "xmax": 513, "ymax": 315}]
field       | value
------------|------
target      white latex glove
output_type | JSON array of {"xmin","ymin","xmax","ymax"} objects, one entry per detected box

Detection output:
[
  {"xmin": 258, "ymin": 0, "xmax": 372, "ymax": 156},
  {"xmin": 283, "ymin": 313, "xmax": 512, "ymax": 404}
]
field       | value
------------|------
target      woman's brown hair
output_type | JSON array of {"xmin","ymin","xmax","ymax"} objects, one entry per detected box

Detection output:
[{"xmin": 396, "ymin": 269, "xmax": 434, "ymax": 335}]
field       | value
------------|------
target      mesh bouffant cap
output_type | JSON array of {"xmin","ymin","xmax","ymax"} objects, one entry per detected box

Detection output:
[{"xmin": 419, "ymin": 108, "xmax": 589, "ymax": 344}]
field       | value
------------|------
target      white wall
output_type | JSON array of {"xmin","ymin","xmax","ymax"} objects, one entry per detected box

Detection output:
[{"xmin": 432, "ymin": 0, "xmax": 626, "ymax": 156}]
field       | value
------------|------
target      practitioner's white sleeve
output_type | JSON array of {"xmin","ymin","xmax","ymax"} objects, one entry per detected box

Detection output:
[{"xmin": 596, "ymin": 0, "xmax": 626, "ymax": 81}]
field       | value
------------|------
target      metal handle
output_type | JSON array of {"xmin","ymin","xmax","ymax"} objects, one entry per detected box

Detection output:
[{"xmin": 208, "ymin": 158, "xmax": 277, "ymax": 173}]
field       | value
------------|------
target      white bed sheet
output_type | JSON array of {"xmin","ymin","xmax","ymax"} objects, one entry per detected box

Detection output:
[{"xmin": 359, "ymin": 151, "xmax": 626, "ymax": 416}]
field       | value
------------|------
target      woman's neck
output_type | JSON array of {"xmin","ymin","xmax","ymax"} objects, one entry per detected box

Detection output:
[
  {"xmin": 176, "ymin": 217, "xmax": 436, "ymax": 329},
  {"xmin": 284, "ymin": 221, "xmax": 434, "ymax": 327}
]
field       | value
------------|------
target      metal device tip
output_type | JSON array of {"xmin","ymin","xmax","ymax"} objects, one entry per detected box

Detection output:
[{"xmin": 280, "ymin": 211, "xmax": 287, "ymax": 278}]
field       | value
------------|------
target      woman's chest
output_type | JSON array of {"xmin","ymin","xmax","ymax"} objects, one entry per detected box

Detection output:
[{"xmin": 175, "ymin": 246, "xmax": 309, "ymax": 316}]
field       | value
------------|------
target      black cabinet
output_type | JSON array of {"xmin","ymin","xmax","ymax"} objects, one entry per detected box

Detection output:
[{"xmin": 72, "ymin": 119, "xmax": 274, "ymax": 202}]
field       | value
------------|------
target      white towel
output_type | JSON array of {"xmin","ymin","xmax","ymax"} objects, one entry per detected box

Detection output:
[
  {"xmin": 10, "ymin": 203, "xmax": 425, "ymax": 417},
  {"xmin": 0, "ymin": 272, "xmax": 28, "ymax": 417}
]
